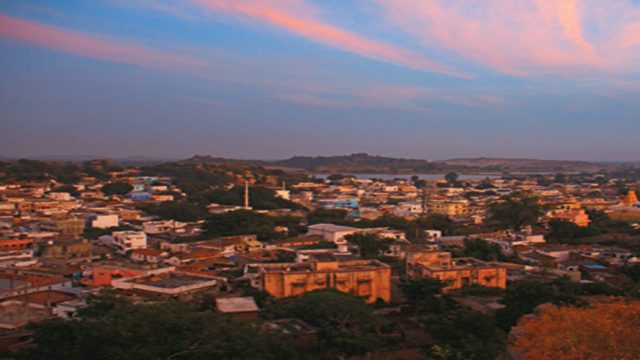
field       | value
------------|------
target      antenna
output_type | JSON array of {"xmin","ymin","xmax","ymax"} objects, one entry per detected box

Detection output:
[{"xmin": 244, "ymin": 180, "xmax": 249, "ymax": 209}]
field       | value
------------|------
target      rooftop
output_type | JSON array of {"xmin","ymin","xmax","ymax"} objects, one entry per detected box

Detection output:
[
  {"xmin": 216, "ymin": 296, "xmax": 259, "ymax": 313},
  {"xmin": 129, "ymin": 272, "xmax": 214, "ymax": 289},
  {"xmin": 307, "ymin": 223, "xmax": 359, "ymax": 232}
]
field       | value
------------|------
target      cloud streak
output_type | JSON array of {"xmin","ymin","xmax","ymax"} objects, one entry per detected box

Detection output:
[
  {"xmin": 376, "ymin": 0, "xmax": 640, "ymax": 77},
  {"xmin": 193, "ymin": 0, "xmax": 466, "ymax": 77},
  {"xmin": 0, "ymin": 14, "xmax": 208, "ymax": 70}
]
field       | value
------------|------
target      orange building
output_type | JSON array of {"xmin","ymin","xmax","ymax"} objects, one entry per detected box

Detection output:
[
  {"xmin": 82, "ymin": 267, "xmax": 142, "ymax": 286},
  {"xmin": 252, "ymin": 256, "xmax": 391, "ymax": 303},
  {"xmin": 0, "ymin": 239, "xmax": 33, "ymax": 251},
  {"xmin": 406, "ymin": 251, "xmax": 506, "ymax": 291},
  {"xmin": 551, "ymin": 209, "xmax": 591, "ymax": 227},
  {"xmin": 622, "ymin": 189, "xmax": 638, "ymax": 207}
]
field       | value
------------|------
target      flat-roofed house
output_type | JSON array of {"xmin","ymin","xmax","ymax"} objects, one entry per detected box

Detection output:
[
  {"xmin": 249, "ymin": 255, "xmax": 391, "ymax": 303},
  {"xmin": 406, "ymin": 250, "xmax": 506, "ymax": 291}
]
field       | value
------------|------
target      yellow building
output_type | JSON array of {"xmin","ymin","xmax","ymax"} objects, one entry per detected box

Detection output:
[
  {"xmin": 406, "ymin": 251, "xmax": 506, "ymax": 291},
  {"xmin": 253, "ymin": 256, "xmax": 391, "ymax": 303},
  {"xmin": 429, "ymin": 200, "xmax": 469, "ymax": 217},
  {"xmin": 622, "ymin": 190, "xmax": 638, "ymax": 207},
  {"xmin": 40, "ymin": 217, "xmax": 85, "ymax": 238}
]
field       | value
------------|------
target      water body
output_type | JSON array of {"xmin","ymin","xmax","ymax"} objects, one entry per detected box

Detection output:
[{"xmin": 312, "ymin": 173, "xmax": 500, "ymax": 181}]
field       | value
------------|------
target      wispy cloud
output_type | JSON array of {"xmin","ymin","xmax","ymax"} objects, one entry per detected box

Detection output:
[
  {"xmin": 275, "ymin": 83, "xmax": 512, "ymax": 112},
  {"xmin": 192, "ymin": 0, "xmax": 467, "ymax": 77},
  {"xmin": 375, "ymin": 0, "xmax": 640, "ymax": 77},
  {"xmin": 0, "ymin": 14, "xmax": 208, "ymax": 70}
]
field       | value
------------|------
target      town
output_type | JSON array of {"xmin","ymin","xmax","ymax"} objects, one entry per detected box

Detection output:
[{"xmin": 0, "ymin": 158, "xmax": 639, "ymax": 359}]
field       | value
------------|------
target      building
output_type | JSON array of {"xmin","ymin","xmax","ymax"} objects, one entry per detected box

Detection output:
[
  {"xmin": 622, "ymin": 189, "xmax": 638, "ymax": 207},
  {"xmin": 35, "ymin": 238, "xmax": 92, "ymax": 259},
  {"xmin": 87, "ymin": 214, "xmax": 119, "ymax": 229},
  {"xmin": 428, "ymin": 200, "xmax": 469, "ymax": 217},
  {"xmin": 215, "ymin": 296, "xmax": 260, "ymax": 321},
  {"xmin": 406, "ymin": 251, "xmax": 506, "ymax": 291},
  {"xmin": 111, "ymin": 267, "xmax": 221, "ymax": 297},
  {"xmin": 142, "ymin": 220, "xmax": 186, "ymax": 234},
  {"xmin": 110, "ymin": 231, "xmax": 147, "ymax": 255},
  {"xmin": 248, "ymin": 255, "xmax": 391, "ymax": 303},
  {"xmin": 130, "ymin": 248, "xmax": 166, "ymax": 264},
  {"xmin": 39, "ymin": 217, "xmax": 85, "ymax": 238},
  {"xmin": 307, "ymin": 224, "xmax": 362, "ymax": 244}
]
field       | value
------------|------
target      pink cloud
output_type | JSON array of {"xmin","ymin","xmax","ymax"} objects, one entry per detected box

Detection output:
[
  {"xmin": 0, "ymin": 14, "xmax": 207, "ymax": 69},
  {"xmin": 375, "ymin": 0, "xmax": 640, "ymax": 77},
  {"xmin": 194, "ymin": 0, "xmax": 467, "ymax": 77}
]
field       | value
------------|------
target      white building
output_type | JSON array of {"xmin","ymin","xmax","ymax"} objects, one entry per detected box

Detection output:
[
  {"xmin": 109, "ymin": 231, "xmax": 147, "ymax": 255},
  {"xmin": 307, "ymin": 224, "xmax": 363, "ymax": 244},
  {"xmin": 48, "ymin": 192, "xmax": 72, "ymax": 201},
  {"xmin": 88, "ymin": 214, "xmax": 119, "ymax": 229},
  {"xmin": 142, "ymin": 220, "xmax": 186, "ymax": 234}
]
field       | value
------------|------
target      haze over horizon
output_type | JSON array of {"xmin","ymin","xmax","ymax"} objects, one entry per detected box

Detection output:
[{"xmin": 2, "ymin": 1, "xmax": 640, "ymax": 161}]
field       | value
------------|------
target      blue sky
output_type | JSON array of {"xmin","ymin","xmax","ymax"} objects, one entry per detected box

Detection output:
[{"xmin": 1, "ymin": 0, "xmax": 639, "ymax": 161}]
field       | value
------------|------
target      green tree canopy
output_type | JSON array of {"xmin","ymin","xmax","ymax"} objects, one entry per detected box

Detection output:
[
  {"xmin": 204, "ymin": 210, "xmax": 276, "ymax": 241},
  {"xmin": 139, "ymin": 201, "xmax": 207, "ymax": 222},
  {"xmin": 458, "ymin": 238, "xmax": 506, "ymax": 261},
  {"xmin": 101, "ymin": 182, "xmax": 133, "ymax": 196},
  {"xmin": 266, "ymin": 289, "xmax": 380, "ymax": 356},
  {"xmin": 444, "ymin": 172, "xmax": 459, "ymax": 184},
  {"xmin": 489, "ymin": 191, "xmax": 543, "ymax": 230},
  {"xmin": 344, "ymin": 232, "xmax": 393, "ymax": 259},
  {"xmin": 495, "ymin": 278, "xmax": 583, "ymax": 330},
  {"xmin": 424, "ymin": 309, "xmax": 506, "ymax": 360},
  {"xmin": 307, "ymin": 208, "xmax": 349, "ymax": 225},
  {"xmin": 399, "ymin": 278, "xmax": 447, "ymax": 313},
  {"xmin": 17, "ymin": 300, "xmax": 298, "ymax": 360}
]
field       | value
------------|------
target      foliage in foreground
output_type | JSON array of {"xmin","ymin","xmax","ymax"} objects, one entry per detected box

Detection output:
[
  {"xmin": 512, "ymin": 301, "xmax": 640, "ymax": 360},
  {"xmin": 17, "ymin": 300, "xmax": 299, "ymax": 360}
]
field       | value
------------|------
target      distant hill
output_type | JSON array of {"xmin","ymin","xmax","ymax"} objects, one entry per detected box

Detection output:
[
  {"xmin": 272, "ymin": 153, "xmax": 454, "ymax": 174},
  {"xmin": 436, "ymin": 157, "xmax": 602, "ymax": 172},
  {"xmin": 0, "ymin": 155, "xmax": 176, "ymax": 165}
]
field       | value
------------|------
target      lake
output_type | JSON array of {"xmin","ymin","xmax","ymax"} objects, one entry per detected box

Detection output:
[{"xmin": 312, "ymin": 173, "xmax": 500, "ymax": 181}]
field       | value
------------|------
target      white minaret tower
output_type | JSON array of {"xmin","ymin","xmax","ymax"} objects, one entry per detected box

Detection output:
[{"xmin": 244, "ymin": 180, "xmax": 250, "ymax": 209}]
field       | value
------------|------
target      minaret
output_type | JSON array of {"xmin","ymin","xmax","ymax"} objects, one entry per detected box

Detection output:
[{"xmin": 244, "ymin": 180, "xmax": 250, "ymax": 209}]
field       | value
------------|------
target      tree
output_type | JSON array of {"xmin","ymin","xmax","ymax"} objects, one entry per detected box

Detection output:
[
  {"xmin": 444, "ymin": 172, "xmax": 459, "ymax": 185},
  {"xmin": 307, "ymin": 208, "xmax": 348, "ymax": 225},
  {"xmin": 495, "ymin": 279, "xmax": 582, "ymax": 330},
  {"xmin": 202, "ymin": 186, "xmax": 301, "ymax": 210},
  {"xmin": 512, "ymin": 302, "xmax": 640, "ymax": 360},
  {"xmin": 547, "ymin": 219, "xmax": 580, "ymax": 241},
  {"xmin": 414, "ymin": 179, "xmax": 428, "ymax": 189},
  {"xmin": 414, "ymin": 213, "xmax": 458, "ymax": 236},
  {"xmin": 489, "ymin": 191, "xmax": 543, "ymax": 230},
  {"xmin": 458, "ymin": 238, "xmax": 506, "ymax": 261},
  {"xmin": 17, "ymin": 300, "xmax": 299, "ymax": 360},
  {"xmin": 204, "ymin": 210, "xmax": 276, "ymax": 241},
  {"xmin": 101, "ymin": 182, "xmax": 133, "ymax": 196},
  {"xmin": 400, "ymin": 278, "xmax": 447, "ymax": 315},
  {"xmin": 624, "ymin": 263, "xmax": 640, "ymax": 283},
  {"xmin": 344, "ymin": 232, "xmax": 392, "ymax": 259},
  {"xmin": 327, "ymin": 173, "xmax": 346, "ymax": 181},
  {"xmin": 140, "ymin": 201, "xmax": 207, "ymax": 222},
  {"xmin": 51, "ymin": 184, "xmax": 79, "ymax": 197},
  {"xmin": 268, "ymin": 289, "xmax": 380, "ymax": 356},
  {"xmin": 424, "ymin": 309, "xmax": 506, "ymax": 360},
  {"xmin": 553, "ymin": 173, "xmax": 566, "ymax": 183}
]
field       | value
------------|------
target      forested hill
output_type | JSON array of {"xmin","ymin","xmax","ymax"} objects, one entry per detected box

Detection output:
[
  {"xmin": 272, "ymin": 153, "xmax": 454, "ymax": 174},
  {"xmin": 436, "ymin": 157, "xmax": 602, "ymax": 172}
]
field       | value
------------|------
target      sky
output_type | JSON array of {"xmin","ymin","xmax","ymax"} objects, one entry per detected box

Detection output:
[{"xmin": 0, "ymin": 0, "xmax": 639, "ymax": 162}]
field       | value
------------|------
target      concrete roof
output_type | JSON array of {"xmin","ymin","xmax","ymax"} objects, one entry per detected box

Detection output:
[{"xmin": 216, "ymin": 296, "xmax": 259, "ymax": 313}]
